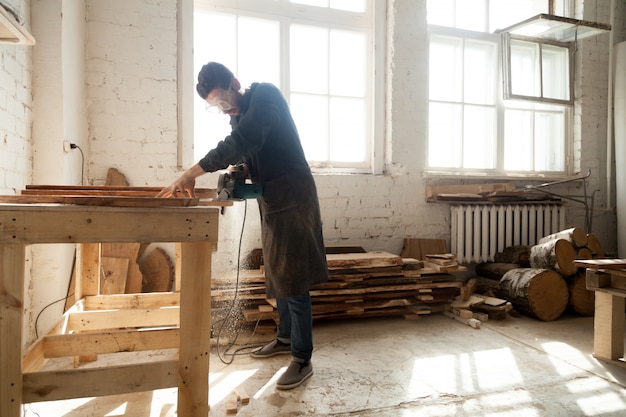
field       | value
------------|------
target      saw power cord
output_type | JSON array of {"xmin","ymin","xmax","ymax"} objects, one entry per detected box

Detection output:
[{"xmin": 213, "ymin": 199, "xmax": 271, "ymax": 364}]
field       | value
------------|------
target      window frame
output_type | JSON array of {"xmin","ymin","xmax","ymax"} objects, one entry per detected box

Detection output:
[
  {"xmin": 178, "ymin": 0, "xmax": 385, "ymax": 174},
  {"xmin": 502, "ymin": 33, "xmax": 575, "ymax": 106},
  {"xmin": 426, "ymin": 24, "xmax": 573, "ymax": 178}
]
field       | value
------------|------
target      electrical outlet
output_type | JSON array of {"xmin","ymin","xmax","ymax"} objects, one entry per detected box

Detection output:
[{"xmin": 63, "ymin": 141, "xmax": 71, "ymax": 152}]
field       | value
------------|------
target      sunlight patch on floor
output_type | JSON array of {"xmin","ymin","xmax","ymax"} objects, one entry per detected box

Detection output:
[
  {"xmin": 104, "ymin": 402, "xmax": 126, "ymax": 416},
  {"xmin": 209, "ymin": 368, "xmax": 258, "ymax": 406},
  {"xmin": 576, "ymin": 392, "xmax": 626, "ymax": 416},
  {"xmin": 411, "ymin": 354, "xmax": 458, "ymax": 392},
  {"xmin": 541, "ymin": 341, "xmax": 593, "ymax": 375},
  {"xmin": 472, "ymin": 348, "xmax": 523, "ymax": 390}
]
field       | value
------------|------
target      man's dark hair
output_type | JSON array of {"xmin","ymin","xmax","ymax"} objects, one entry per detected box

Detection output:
[{"xmin": 196, "ymin": 62, "xmax": 235, "ymax": 99}]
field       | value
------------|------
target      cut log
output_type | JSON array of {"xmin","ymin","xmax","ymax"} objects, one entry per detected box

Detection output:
[
  {"xmin": 586, "ymin": 233, "xmax": 605, "ymax": 257},
  {"xmin": 529, "ymin": 239, "xmax": 578, "ymax": 276},
  {"xmin": 473, "ymin": 276, "xmax": 502, "ymax": 295},
  {"xmin": 576, "ymin": 247, "xmax": 593, "ymax": 261},
  {"xmin": 538, "ymin": 227, "xmax": 588, "ymax": 248},
  {"xmin": 475, "ymin": 262, "xmax": 522, "ymax": 280},
  {"xmin": 494, "ymin": 245, "xmax": 531, "ymax": 265},
  {"xmin": 140, "ymin": 248, "xmax": 175, "ymax": 292},
  {"xmin": 499, "ymin": 268, "xmax": 568, "ymax": 321},
  {"xmin": 566, "ymin": 272, "xmax": 595, "ymax": 316}
]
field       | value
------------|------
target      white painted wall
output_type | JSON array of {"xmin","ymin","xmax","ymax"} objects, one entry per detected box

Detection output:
[
  {"xmin": 2, "ymin": 0, "xmax": 624, "ymax": 346},
  {"xmin": 0, "ymin": 0, "xmax": 35, "ymax": 349},
  {"xmin": 0, "ymin": 0, "xmax": 33, "ymax": 195},
  {"xmin": 25, "ymin": 0, "xmax": 87, "ymax": 345}
]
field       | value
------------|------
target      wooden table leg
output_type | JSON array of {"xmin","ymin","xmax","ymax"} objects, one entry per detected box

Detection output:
[
  {"xmin": 593, "ymin": 291, "xmax": 625, "ymax": 361},
  {"xmin": 1, "ymin": 243, "xmax": 26, "ymax": 417},
  {"xmin": 177, "ymin": 241, "xmax": 212, "ymax": 416}
]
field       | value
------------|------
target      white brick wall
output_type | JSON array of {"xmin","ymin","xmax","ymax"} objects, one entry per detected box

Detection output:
[
  {"xmin": 3, "ymin": 0, "xmax": 620, "ymax": 281},
  {"xmin": 0, "ymin": 0, "xmax": 33, "ymax": 195},
  {"xmin": 85, "ymin": 0, "xmax": 178, "ymax": 186}
]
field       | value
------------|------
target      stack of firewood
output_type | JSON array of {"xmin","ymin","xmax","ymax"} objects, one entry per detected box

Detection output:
[
  {"xmin": 473, "ymin": 227, "xmax": 604, "ymax": 321},
  {"xmin": 210, "ymin": 250, "xmax": 467, "ymax": 327}
]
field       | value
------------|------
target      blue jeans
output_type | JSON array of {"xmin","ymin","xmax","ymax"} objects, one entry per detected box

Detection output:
[{"xmin": 276, "ymin": 291, "xmax": 313, "ymax": 363}]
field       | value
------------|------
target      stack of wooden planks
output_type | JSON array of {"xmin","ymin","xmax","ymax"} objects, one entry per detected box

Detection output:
[
  {"xmin": 425, "ymin": 182, "xmax": 559, "ymax": 203},
  {"xmin": 210, "ymin": 250, "xmax": 466, "ymax": 326}
]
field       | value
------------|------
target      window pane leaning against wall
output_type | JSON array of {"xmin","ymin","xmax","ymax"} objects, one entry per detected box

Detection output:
[
  {"xmin": 193, "ymin": 0, "xmax": 374, "ymax": 171},
  {"xmin": 426, "ymin": 0, "xmax": 570, "ymax": 175}
]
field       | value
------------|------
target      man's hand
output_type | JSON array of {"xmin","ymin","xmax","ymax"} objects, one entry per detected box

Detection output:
[
  {"xmin": 156, "ymin": 175, "xmax": 197, "ymax": 198},
  {"xmin": 156, "ymin": 164, "xmax": 207, "ymax": 198}
]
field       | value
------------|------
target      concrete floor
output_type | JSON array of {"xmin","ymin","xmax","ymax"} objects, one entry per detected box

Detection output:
[{"xmin": 26, "ymin": 313, "xmax": 626, "ymax": 417}]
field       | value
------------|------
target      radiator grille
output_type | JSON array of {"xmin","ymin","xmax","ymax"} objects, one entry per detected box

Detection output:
[{"xmin": 451, "ymin": 204, "xmax": 565, "ymax": 263}]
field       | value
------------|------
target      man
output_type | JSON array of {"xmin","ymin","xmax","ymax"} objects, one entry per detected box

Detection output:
[{"xmin": 158, "ymin": 62, "xmax": 329, "ymax": 390}]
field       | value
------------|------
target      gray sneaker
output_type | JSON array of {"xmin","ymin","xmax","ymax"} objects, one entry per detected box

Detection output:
[
  {"xmin": 276, "ymin": 361, "xmax": 313, "ymax": 390},
  {"xmin": 251, "ymin": 339, "xmax": 291, "ymax": 358}
]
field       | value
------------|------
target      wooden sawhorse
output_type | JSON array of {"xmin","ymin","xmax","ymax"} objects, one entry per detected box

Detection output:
[{"xmin": 0, "ymin": 203, "xmax": 219, "ymax": 416}]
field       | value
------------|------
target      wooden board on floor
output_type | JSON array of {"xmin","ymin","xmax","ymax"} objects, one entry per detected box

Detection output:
[
  {"xmin": 326, "ymin": 251, "xmax": 404, "ymax": 269},
  {"xmin": 401, "ymin": 238, "xmax": 448, "ymax": 260},
  {"xmin": 574, "ymin": 259, "xmax": 626, "ymax": 270}
]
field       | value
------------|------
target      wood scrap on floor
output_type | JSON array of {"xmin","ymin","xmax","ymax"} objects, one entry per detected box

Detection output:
[
  {"xmin": 401, "ymin": 238, "xmax": 447, "ymax": 261},
  {"xmin": 225, "ymin": 386, "xmax": 250, "ymax": 414},
  {"xmin": 443, "ymin": 310, "xmax": 481, "ymax": 329}
]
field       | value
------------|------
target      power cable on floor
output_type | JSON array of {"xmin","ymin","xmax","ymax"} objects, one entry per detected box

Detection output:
[
  {"xmin": 33, "ymin": 248, "xmax": 77, "ymax": 339},
  {"xmin": 213, "ymin": 199, "xmax": 269, "ymax": 364}
]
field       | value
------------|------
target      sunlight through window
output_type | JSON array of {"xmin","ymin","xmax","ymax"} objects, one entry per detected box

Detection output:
[
  {"xmin": 427, "ymin": 0, "xmax": 569, "ymax": 175},
  {"xmin": 193, "ymin": 0, "xmax": 375, "ymax": 170}
]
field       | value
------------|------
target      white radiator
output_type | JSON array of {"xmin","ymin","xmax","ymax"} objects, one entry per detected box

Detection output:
[{"xmin": 451, "ymin": 204, "xmax": 565, "ymax": 263}]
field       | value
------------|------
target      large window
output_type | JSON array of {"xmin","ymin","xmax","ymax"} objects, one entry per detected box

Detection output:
[
  {"xmin": 427, "ymin": 0, "xmax": 571, "ymax": 175},
  {"xmin": 193, "ymin": 0, "xmax": 379, "ymax": 172}
]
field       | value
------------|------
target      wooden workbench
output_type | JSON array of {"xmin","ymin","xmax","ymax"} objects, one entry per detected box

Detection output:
[
  {"xmin": 576, "ymin": 259, "xmax": 626, "ymax": 366},
  {"xmin": 0, "ymin": 202, "xmax": 220, "ymax": 416}
]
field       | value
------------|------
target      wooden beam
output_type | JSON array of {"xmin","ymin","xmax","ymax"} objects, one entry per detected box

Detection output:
[
  {"xmin": 593, "ymin": 291, "xmax": 625, "ymax": 361},
  {"xmin": 42, "ymin": 328, "xmax": 179, "ymax": 357},
  {"xmin": 77, "ymin": 243, "xmax": 101, "ymax": 298},
  {"xmin": 23, "ymin": 184, "xmax": 218, "ymax": 199},
  {"xmin": 0, "ymin": 243, "xmax": 25, "ymax": 417},
  {"xmin": 23, "ymin": 360, "xmax": 179, "ymax": 403},
  {"xmin": 83, "ymin": 292, "xmax": 180, "ymax": 310},
  {"xmin": 0, "ymin": 205, "xmax": 219, "ymax": 244},
  {"xmin": 66, "ymin": 307, "xmax": 180, "ymax": 331},
  {"xmin": 178, "ymin": 242, "xmax": 212, "ymax": 416},
  {"xmin": 0, "ymin": 195, "xmax": 200, "ymax": 207}
]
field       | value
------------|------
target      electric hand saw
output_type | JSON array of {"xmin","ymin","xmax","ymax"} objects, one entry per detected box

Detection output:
[{"xmin": 216, "ymin": 165, "xmax": 263, "ymax": 201}]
